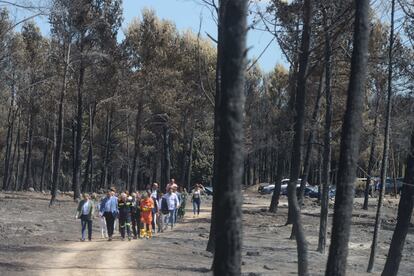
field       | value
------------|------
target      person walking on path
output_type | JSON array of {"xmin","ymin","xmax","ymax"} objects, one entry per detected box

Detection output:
[
  {"xmin": 99, "ymin": 189, "xmax": 118, "ymax": 241},
  {"xmin": 140, "ymin": 191, "xmax": 154, "ymax": 239},
  {"xmin": 130, "ymin": 192, "xmax": 141, "ymax": 239},
  {"xmin": 97, "ymin": 195, "xmax": 108, "ymax": 239},
  {"xmin": 191, "ymin": 184, "xmax": 205, "ymax": 217},
  {"xmin": 150, "ymin": 183, "xmax": 159, "ymax": 233},
  {"xmin": 118, "ymin": 193, "xmax": 133, "ymax": 241},
  {"xmin": 76, "ymin": 193, "xmax": 95, "ymax": 241},
  {"xmin": 177, "ymin": 187, "xmax": 187, "ymax": 220},
  {"xmin": 156, "ymin": 192, "xmax": 165, "ymax": 233},
  {"xmin": 164, "ymin": 188, "xmax": 180, "ymax": 229}
]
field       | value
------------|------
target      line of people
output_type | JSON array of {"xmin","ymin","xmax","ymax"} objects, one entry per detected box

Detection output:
[{"xmin": 75, "ymin": 179, "xmax": 205, "ymax": 242}]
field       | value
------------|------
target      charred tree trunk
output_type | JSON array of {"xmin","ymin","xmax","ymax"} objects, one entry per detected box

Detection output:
[
  {"xmin": 363, "ymin": 93, "xmax": 380, "ymax": 210},
  {"xmin": 212, "ymin": 0, "xmax": 247, "ymax": 273},
  {"xmin": 298, "ymin": 71, "xmax": 324, "ymax": 205},
  {"xmin": 381, "ymin": 130, "xmax": 414, "ymax": 276},
  {"xmin": 367, "ymin": 0, "xmax": 395, "ymax": 271},
  {"xmin": 39, "ymin": 123, "xmax": 49, "ymax": 192},
  {"xmin": 73, "ymin": 53, "xmax": 85, "ymax": 200},
  {"xmin": 130, "ymin": 105, "xmax": 143, "ymax": 193},
  {"xmin": 206, "ymin": 0, "xmax": 224, "ymax": 253},
  {"xmin": 318, "ymin": 15, "xmax": 333, "ymax": 253},
  {"xmin": 163, "ymin": 125, "xmax": 171, "ymax": 188},
  {"xmin": 269, "ymin": 151, "xmax": 285, "ymax": 213},
  {"xmin": 325, "ymin": 0, "xmax": 370, "ymax": 274},
  {"xmin": 100, "ymin": 108, "xmax": 113, "ymax": 190},
  {"xmin": 2, "ymin": 103, "xmax": 15, "ymax": 190},
  {"xmin": 13, "ymin": 113, "xmax": 22, "ymax": 191},
  {"xmin": 50, "ymin": 44, "xmax": 71, "ymax": 206},
  {"xmin": 286, "ymin": 0, "xmax": 312, "ymax": 274}
]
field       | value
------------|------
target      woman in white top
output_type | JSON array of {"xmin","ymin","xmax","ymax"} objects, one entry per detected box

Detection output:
[{"xmin": 191, "ymin": 184, "xmax": 205, "ymax": 217}]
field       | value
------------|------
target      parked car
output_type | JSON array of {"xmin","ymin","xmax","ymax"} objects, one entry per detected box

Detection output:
[
  {"xmin": 204, "ymin": 186, "xmax": 213, "ymax": 196},
  {"xmin": 280, "ymin": 179, "xmax": 309, "ymax": 195},
  {"xmin": 259, "ymin": 183, "xmax": 275, "ymax": 194},
  {"xmin": 375, "ymin": 178, "xmax": 404, "ymax": 194},
  {"xmin": 303, "ymin": 185, "xmax": 336, "ymax": 199}
]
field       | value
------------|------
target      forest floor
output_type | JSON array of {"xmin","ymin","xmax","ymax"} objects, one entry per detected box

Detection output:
[{"xmin": 0, "ymin": 190, "xmax": 413, "ymax": 276}]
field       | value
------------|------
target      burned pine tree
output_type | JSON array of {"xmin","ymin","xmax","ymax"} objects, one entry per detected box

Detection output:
[
  {"xmin": 325, "ymin": 0, "xmax": 370, "ymax": 274},
  {"xmin": 212, "ymin": 0, "xmax": 247, "ymax": 274}
]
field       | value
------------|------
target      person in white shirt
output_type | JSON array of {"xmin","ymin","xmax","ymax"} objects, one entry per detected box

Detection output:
[
  {"xmin": 75, "ymin": 193, "xmax": 95, "ymax": 241},
  {"xmin": 163, "ymin": 188, "xmax": 180, "ymax": 229}
]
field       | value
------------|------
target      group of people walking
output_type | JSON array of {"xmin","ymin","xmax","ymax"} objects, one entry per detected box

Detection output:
[{"xmin": 75, "ymin": 179, "xmax": 206, "ymax": 242}]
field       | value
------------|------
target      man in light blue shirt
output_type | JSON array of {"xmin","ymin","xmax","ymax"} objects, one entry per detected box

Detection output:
[{"xmin": 99, "ymin": 190, "xmax": 118, "ymax": 241}]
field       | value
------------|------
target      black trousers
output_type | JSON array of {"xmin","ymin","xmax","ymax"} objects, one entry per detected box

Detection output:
[
  {"xmin": 131, "ymin": 212, "xmax": 141, "ymax": 237},
  {"xmin": 104, "ymin": 212, "xmax": 115, "ymax": 237},
  {"xmin": 119, "ymin": 215, "xmax": 131, "ymax": 238}
]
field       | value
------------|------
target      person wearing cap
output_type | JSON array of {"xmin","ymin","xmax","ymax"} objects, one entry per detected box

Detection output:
[
  {"xmin": 76, "ymin": 193, "xmax": 95, "ymax": 241},
  {"xmin": 99, "ymin": 189, "xmax": 118, "ymax": 241},
  {"xmin": 118, "ymin": 193, "xmax": 133, "ymax": 241}
]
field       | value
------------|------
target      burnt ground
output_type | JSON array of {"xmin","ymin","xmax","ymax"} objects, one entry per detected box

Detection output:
[{"xmin": 0, "ymin": 190, "xmax": 413, "ymax": 275}]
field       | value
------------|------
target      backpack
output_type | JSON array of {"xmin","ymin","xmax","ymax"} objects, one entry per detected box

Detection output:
[{"xmin": 161, "ymin": 197, "xmax": 169, "ymax": 215}]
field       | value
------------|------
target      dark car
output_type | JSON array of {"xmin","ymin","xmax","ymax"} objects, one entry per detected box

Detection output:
[
  {"xmin": 304, "ymin": 186, "xmax": 336, "ymax": 199},
  {"xmin": 375, "ymin": 178, "xmax": 404, "ymax": 194},
  {"xmin": 204, "ymin": 186, "xmax": 213, "ymax": 196}
]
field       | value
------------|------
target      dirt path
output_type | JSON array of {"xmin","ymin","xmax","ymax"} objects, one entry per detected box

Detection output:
[{"xmin": 33, "ymin": 214, "xmax": 211, "ymax": 276}]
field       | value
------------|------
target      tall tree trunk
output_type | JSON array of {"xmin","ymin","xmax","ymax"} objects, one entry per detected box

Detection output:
[
  {"xmin": 163, "ymin": 125, "xmax": 171, "ymax": 188},
  {"xmin": 269, "ymin": 151, "xmax": 284, "ymax": 213},
  {"xmin": 318, "ymin": 15, "xmax": 333, "ymax": 253},
  {"xmin": 325, "ymin": 0, "xmax": 370, "ymax": 274},
  {"xmin": 100, "ymin": 108, "xmax": 113, "ymax": 190},
  {"xmin": 73, "ymin": 53, "xmax": 85, "ymax": 200},
  {"xmin": 381, "ymin": 129, "xmax": 414, "ymax": 276},
  {"xmin": 186, "ymin": 130, "xmax": 195, "ymax": 191},
  {"xmin": 298, "ymin": 70, "xmax": 324, "ymax": 205},
  {"xmin": 20, "ymin": 121, "xmax": 29, "ymax": 191},
  {"xmin": 212, "ymin": 0, "xmax": 247, "ymax": 273},
  {"xmin": 363, "ymin": 93, "xmax": 381, "ymax": 210},
  {"xmin": 206, "ymin": 0, "xmax": 224, "ymax": 253},
  {"xmin": 50, "ymin": 44, "xmax": 71, "ymax": 206},
  {"xmin": 2, "ymin": 104, "xmax": 15, "ymax": 190},
  {"xmin": 40, "ymin": 123, "xmax": 49, "ymax": 192},
  {"xmin": 367, "ymin": 0, "xmax": 395, "ymax": 271},
  {"xmin": 13, "ymin": 112, "xmax": 22, "ymax": 191},
  {"xmin": 24, "ymin": 113, "xmax": 34, "ymax": 190},
  {"xmin": 131, "ymin": 104, "xmax": 143, "ymax": 193},
  {"xmin": 286, "ymin": 0, "xmax": 312, "ymax": 274}
]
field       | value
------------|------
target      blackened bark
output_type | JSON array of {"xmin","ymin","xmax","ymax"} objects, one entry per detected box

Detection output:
[
  {"xmin": 100, "ymin": 109, "xmax": 113, "ymax": 190},
  {"xmin": 131, "ymin": 103, "xmax": 143, "ymax": 193},
  {"xmin": 318, "ymin": 17, "xmax": 333, "ymax": 253},
  {"xmin": 363, "ymin": 93, "xmax": 380, "ymax": 210},
  {"xmin": 269, "ymin": 151, "xmax": 284, "ymax": 213},
  {"xmin": 73, "ymin": 54, "xmax": 85, "ymax": 200},
  {"xmin": 367, "ymin": 0, "xmax": 395, "ymax": 271},
  {"xmin": 24, "ymin": 113, "xmax": 34, "ymax": 190},
  {"xmin": 13, "ymin": 113, "xmax": 22, "ymax": 191},
  {"xmin": 381, "ymin": 130, "xmax": 414, "ymax": 276},
  {"xmin": 298, "ymin": 71, "xmax": 324, "ymax": 205},
  {"xmin": 286, "ymin": 0, "xmax": 312, "ymax": 274},
  {"xmin": 2, "ymin": 104, "xmax": 15, "ymax": 190},
  {"xmin": 163, "ymin": 125, "xmax": 171, "ymax": 188},
  {"xmin": 186, "ymin": 130, "xmax": 194, "ymax": 191},
  {"xmin": 212, "ymin": 0, "xmax": 247, "ymax": 274},
  {"xmin": 40, "ymin": 124, "xmax": 49, "ymax": 192},
  {"xmin": 206, "ymin": 0, "xmax": 224, "ymax": 253},
  {"xmin": 50, "ymin": 44, "xmax": 71, "ymax": 206},
  {"xmin": 325, "ymin": 0, "xmax": 370, "ymax": 274}
]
